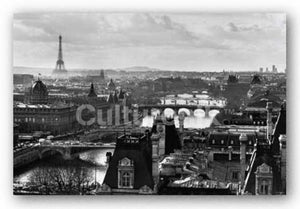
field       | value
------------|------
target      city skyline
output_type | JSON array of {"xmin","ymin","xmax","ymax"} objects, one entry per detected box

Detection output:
[{"xmin": 13, "ymin": 12, "xmax": 286, "ymax": 72}]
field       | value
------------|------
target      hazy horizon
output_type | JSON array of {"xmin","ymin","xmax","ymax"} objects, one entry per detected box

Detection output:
[{"xmin": 13, "ymin": 12, "xmax": 286, "ymax": 72}]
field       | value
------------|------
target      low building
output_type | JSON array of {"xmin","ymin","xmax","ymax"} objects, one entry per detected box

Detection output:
[{"xmin": 13, "ymin": 102, "xmax": 77, "ymax": 135}]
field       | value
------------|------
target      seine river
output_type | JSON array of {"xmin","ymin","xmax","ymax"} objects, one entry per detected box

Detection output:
[
  {"xmin": 14, "ymin": 104, "xmax": 220, "ymax": 186},
  {"xmin": 141, "ymin": 109, "xmax": 220, "ymax": 129},
  {"xmin": 14, "ymin": 148, "xmax": 114, "ymax": 186}
]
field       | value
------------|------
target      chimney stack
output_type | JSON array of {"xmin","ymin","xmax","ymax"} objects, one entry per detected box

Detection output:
[
  {"xmin": 239, "ymin": 133, "xmax": 248, "ymax": 188},
  {"xmin": 279, "ymin": 135, "xmax": 287, "ymax": 192},
  {"xmin": 228, "ymin": 146, "xmax": 233, "ymax": 161},
  {"xmin": 266, "ymin": 102, "xmax": 273, "ymax": 142},
  {"xmin": 178, "ymin": 112, "xmax": 185, "ymax": 133}
]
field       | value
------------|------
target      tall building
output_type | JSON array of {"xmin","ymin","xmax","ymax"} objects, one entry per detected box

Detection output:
[
  {"xmin": 100, "ymin": 70, "xmax": 105, "ymax": 80},
  {"xmin": 259, "ymin": 67, "xmax": 263, "ymax": 73},
  {"xmin": 272, "ymin": 65, "xmax": 278, "ymax": 73},
  {"xmin": 266, "ymin": 67, "xmax": 269, "ymax": 73},
  {"xmin": 52, "ymin": 35, "xmax": 68, "ymax": 77}
]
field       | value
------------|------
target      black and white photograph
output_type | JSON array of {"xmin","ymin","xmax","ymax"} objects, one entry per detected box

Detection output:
[{"xmin": 12, "ymin": 12, "xmax": 287, "ymax": 196}]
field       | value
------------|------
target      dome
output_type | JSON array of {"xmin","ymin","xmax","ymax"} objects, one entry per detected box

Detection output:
[
  {"xmin": 32, "ymin": 79, "xmax": 48, "ymax": 95},
  {"xmin": 28, "ymin": 79, "xmax": 48, "ymax": 104}
]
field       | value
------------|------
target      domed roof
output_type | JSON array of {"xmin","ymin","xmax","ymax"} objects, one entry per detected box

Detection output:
[
  {"xmin": 107, "ymin": 79, "xmax": 116, "ymax": 90},
  {"xmin": 31, "ymin": 79, "xmax": 48, "ymax": 95}
]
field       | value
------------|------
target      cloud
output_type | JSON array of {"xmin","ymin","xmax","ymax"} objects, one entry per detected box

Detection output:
[
  {"xmin": 226, "ymin": 22, "xmax": 262, "ymax": 32},
  {"xmin": 14, "ymin": 13, "xmax": 230, "ymax": 50},
  {"xmin": 13, "ymin": 13, "xmax": 286, "ymax": 71}
]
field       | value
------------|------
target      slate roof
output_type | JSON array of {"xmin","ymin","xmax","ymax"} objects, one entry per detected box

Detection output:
[{"xmin": 102, "ymin": 134, "xmax": 154, "ymax": 190}]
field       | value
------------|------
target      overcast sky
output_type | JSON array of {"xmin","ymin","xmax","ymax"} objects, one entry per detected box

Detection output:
[{"xmin": 13, "ymin": 12, "xmax": 286, "ymax": 72}]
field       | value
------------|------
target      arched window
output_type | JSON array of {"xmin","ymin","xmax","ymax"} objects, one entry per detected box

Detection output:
[
  {"xmin": 122, "ymin": 172, "xmax": 131, "ymax": 187},
  {"xmin": 118, "ymin": 158, "xmax": 134, "ymax": 189}
]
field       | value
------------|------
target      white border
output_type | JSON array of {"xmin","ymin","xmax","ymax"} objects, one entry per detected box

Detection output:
[{"xmin": 1, "ymin": 1, "xmax": 299, "ymax": 209}]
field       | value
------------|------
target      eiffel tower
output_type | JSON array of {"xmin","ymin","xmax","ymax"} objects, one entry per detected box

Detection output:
[{"xmin": 52, "ymin": 35, "xmax": 67, "ymax": 76}]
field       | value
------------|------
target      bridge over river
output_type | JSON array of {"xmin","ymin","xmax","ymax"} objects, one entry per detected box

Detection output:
[
  {"xmin": 137, "ymin": 104, "xmax": 225, "ymax": 117},
  {"xmin": 38, "ymin": 143, "xmax": 116, "ymax": 160}
]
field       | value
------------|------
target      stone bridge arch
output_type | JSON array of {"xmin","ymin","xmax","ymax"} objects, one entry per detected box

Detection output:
[
  {"xmin": 163, "ymin": 108, "xmax": 176, "ymax": 118},
  {"xmin": 178, "ymin": 108, "xmax": 192, "ymax": 117},
  {"xmin": 39, "ymin": 147, "xmax": 72, "ymax": 160}
]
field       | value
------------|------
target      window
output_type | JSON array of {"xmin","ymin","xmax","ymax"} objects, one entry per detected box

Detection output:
[
  {"xmin": 122, "ymin": 172, "xmax": 131, "ymax": 187},
  {"xmin": 118, "ymin": 158, "xmax": 134, "ymax": 189},
  {"xmin": 260, "ymin": 182, "xmax": 269, "ymax": 195}
]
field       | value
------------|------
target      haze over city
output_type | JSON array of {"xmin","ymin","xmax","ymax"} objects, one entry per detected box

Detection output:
[{"xmin": 13, "ymin": 13, "xmax": 286, "ymax": 72}]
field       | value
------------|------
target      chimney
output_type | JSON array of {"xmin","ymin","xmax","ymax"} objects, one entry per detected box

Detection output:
[
  {"xmin": 178, "ymin": 112, "xmax": 185, "ymax": 133},
  {"xmin": 228, "ymin": 146, "xmax": 233, "ymax": 161},
  {"xmin": 279, "ymin": 135, "xmax": 287, "ymax": 192},
  {"xmin": 266, "ymin": 102, "xmax": 273, "ymax": 142},
  {"xmin": 239, "ymin": 133, "xmax": 248, "ymax": 188},
  {"xmin": 106, "ymin": 152, "xmax": 112, "ymax": 164},
  {"xmin": 151, "ymin": 132, "xmax": 160, "ymax": 190}
]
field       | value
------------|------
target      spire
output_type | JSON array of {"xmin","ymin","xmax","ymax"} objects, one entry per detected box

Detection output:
[
  {"xmin": 88, "ymin": 83, "xmax": 97, "ymax": 97},
  {"xmin": 100, "ymin": 70, "xmax": 105, "ymax": 80}
]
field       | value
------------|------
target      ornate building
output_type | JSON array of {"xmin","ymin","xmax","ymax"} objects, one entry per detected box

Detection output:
[
  {"xmin": 98, "ymin": 133, "xmax": 154, "ymax": 194},
  {"xmin": 242, "ymin": 103, "xmax": 286, "ymax": 195},
  {"xmin": 14, "ymin": 78, "xmax": 77, "ymax": 135},
  {"xmin": 25, "ymin": 79, "xmax": 48, "ymax": 105}
]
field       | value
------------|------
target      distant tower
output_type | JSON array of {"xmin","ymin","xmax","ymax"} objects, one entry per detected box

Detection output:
[
  {"xmin": 272, "ymin": 65, "xmax": 277, "ymax": 73},
  {"xmin": 53, "ymin": 35, "xmax": 67, "ymax": 76},
  {"xmin": 100, "ymin": 70, "xmax": 105, "ymax": 80}
]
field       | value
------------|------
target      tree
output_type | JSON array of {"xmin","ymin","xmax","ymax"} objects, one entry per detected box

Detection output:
[{"xmin": 29, "ymin": 163, "xmax": 93, "ymax": 194}]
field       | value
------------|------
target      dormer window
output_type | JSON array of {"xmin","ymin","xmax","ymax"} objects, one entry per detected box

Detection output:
[
  {"xmin": 255, "ymin": 163, "xmax": 273, "ymax": 195},
  {"xmin": 118, "ymin": 157, "xmax": 134, "ymax": 189}
]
